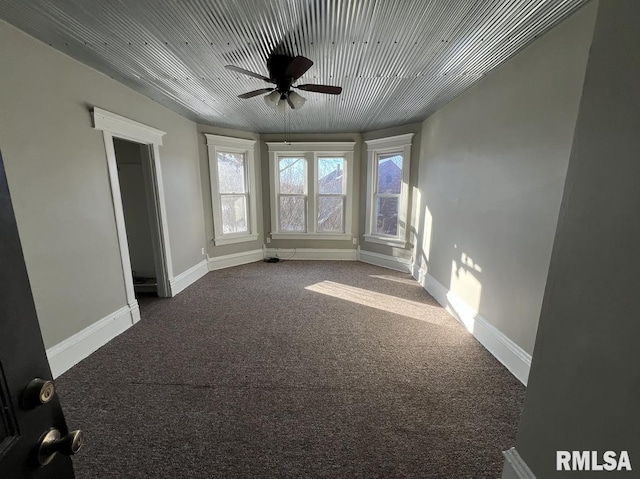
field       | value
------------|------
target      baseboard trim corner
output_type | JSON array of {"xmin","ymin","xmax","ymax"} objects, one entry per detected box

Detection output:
[
  {"xmin": 46, "ymin": 303, "xmax": 137, "ymax": 378},
  {"xmin": 208, "ymin": 248, "xmax": 264, "ymax": 271},
  {"xmin": 358, "ymin": 248, "xmax": 412, "ymax": 273},
  {"xmin": 502, "ymin": 448, "xmax": 536, "ymax": 479},
  {"xmin": 170, "ymin": 259, "xmax": 208, "ymax": 296},
  {"xmin": 415, "ymin": 268, "xmax": 531, "ymax": 385},
  {"xmin": 264, "ymin": 248, "xmax": 357, "ymax": 261}
]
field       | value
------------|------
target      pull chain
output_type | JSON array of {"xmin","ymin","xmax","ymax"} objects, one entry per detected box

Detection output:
[{"xmin": 283, "ymin": 103, "xmax": 291, "ymax": 144}]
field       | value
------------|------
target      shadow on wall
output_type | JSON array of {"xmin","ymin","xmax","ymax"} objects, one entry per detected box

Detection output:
[{"xmin": 411, "ymin": 182, "xmax": 486, "ymax": 337}]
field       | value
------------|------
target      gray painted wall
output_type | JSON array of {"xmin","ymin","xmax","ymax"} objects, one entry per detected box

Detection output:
[
  {"xmin": 196, "ymin": 124, "xmax": 263, "ymax": 258},
  {"xmin": 0, "ymin": 19, "xmax": 206, "ymax": 347},
  {"xmin": 114, "ymin": 138, "xmax": 156, "ymax": 278},
  {"xmin": 512, "ymin": 0, "xmax": 640, "ymax": 475},
  {"xmin": 412, "ymin": 3, "xmax": 596, "ymax": 355}
]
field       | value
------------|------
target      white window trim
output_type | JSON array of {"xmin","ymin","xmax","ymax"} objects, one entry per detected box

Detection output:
[
  {"xmin": 364, "ymin": 133, "xmax": 414, "ymax": 248},
  {"xmin": 267, "ymin": 142, "xmax": 355, "ymax": 240},
  {"xmin": 205, "ymin": 134, "xmax": 258, "ymax": 246}
]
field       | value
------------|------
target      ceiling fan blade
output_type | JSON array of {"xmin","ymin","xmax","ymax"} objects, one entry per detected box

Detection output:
[
  {"xmin": 285, "ymin": 56, "xmax": 313, "ymax": 81},
  {"xmin": 225, "ymin": 65, "xmax": 272, "ymax": 83},
  {"xmin": 238, "ymin": 88, "xmax": 274, "ymax": 99},
  {"xmin": 296, "ymin": 84, "xmax": 343, "ymax": 95}
]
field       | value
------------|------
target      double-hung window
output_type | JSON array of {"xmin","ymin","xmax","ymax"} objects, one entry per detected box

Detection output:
[
  {"xmin": 364, "ymin": 134, "xmax": 414, "ymax": 247},
  {"xmin": 316, "ymin": 157, "xmax": 346, "ymax": 233},
  {"xmin": 268, "ymin": 142, "xmax": 355, "ymax": 240},
  {"xmin": 277, "ymin": 157, "xmax": 307, "ymax": 232},
  {"xmin": 205, "ymin": 134, "xmax": 258, "ymax": 245}
]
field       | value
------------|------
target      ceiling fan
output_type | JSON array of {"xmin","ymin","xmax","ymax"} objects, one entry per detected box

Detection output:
[{"xmin": 225, "ymin": 54, "xmax": 342, "ymax": 110}]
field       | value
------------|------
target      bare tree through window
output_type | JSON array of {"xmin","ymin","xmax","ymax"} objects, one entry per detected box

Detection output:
[
  {"xmin": 217, "ymin": 152, "xmax": 248, "ymax": 233},
  {"xmin": 278, "ymin": 157, "xmax": 306, "ymax": 231}
]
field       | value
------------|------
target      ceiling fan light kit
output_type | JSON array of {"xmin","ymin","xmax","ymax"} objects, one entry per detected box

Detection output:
[
  {"xmin": 264, "ymin": 90, "xmax": 287, "ymax": 112},
  {"xmin": 226, "ymin": 54, "xmax": 342, "ymax": 111},
  {"xmin": 287, "ymin": 91, "xmax": 306, "ymax": 109}
]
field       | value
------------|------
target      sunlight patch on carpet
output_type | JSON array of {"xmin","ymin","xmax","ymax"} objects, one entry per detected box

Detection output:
[{"xmin": 305, "ymin": 280, "xmax": 453, "ymax": 326}]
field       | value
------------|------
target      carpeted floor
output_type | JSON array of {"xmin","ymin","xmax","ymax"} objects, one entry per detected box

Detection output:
[{"xmin": 56, "ymin": 261, "xmax": 525, "ymax": 478}]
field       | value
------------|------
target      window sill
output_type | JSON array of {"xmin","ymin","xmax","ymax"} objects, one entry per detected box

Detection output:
[
  {"xmin": 363, "ymin": 234, "xmax": 407, "ymax": 248},
  {"xmin": 271, "ymin": 233, "xmax": 352, "ymax": 241},
  {"xmin": 213, "ymin": 234, "xmax": 259, "ymax": 246}
]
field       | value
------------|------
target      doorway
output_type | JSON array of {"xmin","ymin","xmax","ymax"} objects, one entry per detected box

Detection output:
[
  {"xmin": 92, "ymin": 107, "xmax": 173, "ymax": 320},
  {"xmin": 113, "ymin": 138, "xmax": 161, "ymax": 297}
]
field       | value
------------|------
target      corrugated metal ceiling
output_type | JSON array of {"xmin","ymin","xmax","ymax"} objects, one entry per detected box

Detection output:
[{"xmin": 0, "ymin": 0, "xmax": 589, "ymax": 133}]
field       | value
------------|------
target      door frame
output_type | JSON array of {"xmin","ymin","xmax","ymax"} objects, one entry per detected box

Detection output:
[{"xmin": 91, "ymin": 107, "xmax": 173, "ymax": 310}]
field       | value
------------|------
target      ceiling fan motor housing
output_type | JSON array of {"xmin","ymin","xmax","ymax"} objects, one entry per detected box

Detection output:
[
  {"xmin": 268, "ymin": 54, "xmax": 297, "ymax": 95},
  {"xmin": 227, "ymin": 53, "xmax": 341, "ymax": 107}
]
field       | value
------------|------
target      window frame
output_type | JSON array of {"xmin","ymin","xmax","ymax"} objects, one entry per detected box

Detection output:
[
  {"xmin": 315, "ymin": 156, "xmax": 347, "ymax": 234},
  {"xmin": 205, "ymin": 134, "xmax": 258, "ymax": 246},
  {"xmin": 268, "ymin": 142, "xmax": 355, "ymax": 240},
  {"xmin": 364, "ymin": 133, "xmax": 414, "ymax": 248},
  {"xmin": 276, "ymin": 156, "xmax": 308, "ymax": 233}
]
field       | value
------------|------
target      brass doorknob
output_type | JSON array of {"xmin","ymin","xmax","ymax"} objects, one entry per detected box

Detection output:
[
  {"xmin": 37, "ymin": 428, "xmax": 84, "ymax": 466},
  {"xmin": 22, "ymin": 378, "xmax": 56, "ymax": 409}
]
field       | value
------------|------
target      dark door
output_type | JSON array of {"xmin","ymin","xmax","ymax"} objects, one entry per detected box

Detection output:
[{"xmin": 0, "ymin": 149, "xmax": 79, "ymax": 478}]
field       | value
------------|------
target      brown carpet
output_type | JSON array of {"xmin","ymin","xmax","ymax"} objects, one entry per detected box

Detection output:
[{"xmin": 56, "ymin": 260, "xmax": 525, "ymax": 478}]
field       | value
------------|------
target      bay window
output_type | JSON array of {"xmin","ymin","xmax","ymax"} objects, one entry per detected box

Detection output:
[{"xmin": 268, "ymin": 142, "xmax": 355, "ymax": 240}]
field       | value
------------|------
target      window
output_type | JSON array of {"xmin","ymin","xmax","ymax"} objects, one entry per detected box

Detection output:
[
  {"xmin": 205, "ymin": 134, "xmax": 258, "ymax": 245},
  {"xmin": 316, "ymin": 157, "xmax": 346, "ymax": 233},
  {"xmin": 268, "ymin": 142, "xmax": 355, "ymax": 240},
  {"xmin": 364, "ymin": 134, "xmax": 414, "ymax": 247},
  {"xmin": 278, "ymin": 157, "xmax": 307, "ymax": 232}
]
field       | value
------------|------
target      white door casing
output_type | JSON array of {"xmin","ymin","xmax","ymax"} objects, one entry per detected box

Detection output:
[{"xmin": 91, "ymin": 107, "xmax": 173, "ymax": 313}]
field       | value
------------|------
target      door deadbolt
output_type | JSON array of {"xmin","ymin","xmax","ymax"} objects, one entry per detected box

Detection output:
[
  {"xmin": 22, "ymin": 378, "xmax": 56, "ymax": 409},
  {"xmin": 37, "ymin": 428, "xmax": 84, "ymax": 466}
]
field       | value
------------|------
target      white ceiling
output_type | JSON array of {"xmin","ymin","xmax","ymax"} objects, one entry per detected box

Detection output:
[{"xmin": 0, "ymin": 0, "xmax": 589, "ymax": 133}]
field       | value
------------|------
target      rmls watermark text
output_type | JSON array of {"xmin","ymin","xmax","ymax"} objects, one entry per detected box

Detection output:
[{"xmin": 557, "ymin": 451, "xmax": 632, "ymax": 471}]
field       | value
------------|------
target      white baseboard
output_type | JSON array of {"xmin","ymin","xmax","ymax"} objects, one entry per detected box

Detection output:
[
  {"xmin": 130, "ymin": 300, "xmax": 141, "ymax": 324},
  {"xmin": 414, "ymin": 268, "xmax": 531, "ymax": 385},
  {"xmin": 170, "ymin": 259, "xmax": 208, "ymax": 296},
  {"xmin": 264, "ymin": 248, "xmax": 357, "ymax": 261},
  {"xmin": 208, "ymin": 249, "xmax": 264, "ymax": 271},
  {"xmin": 46, "ymin": 303, "xmax": 137, "ymax": 378},
  {"xmin": 502, "ymin": 448, "xmax": 536, "ymax": 478},
  {"xmin": 358, "ymin": 248, "xmax": 412, "ymax": 273}
]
